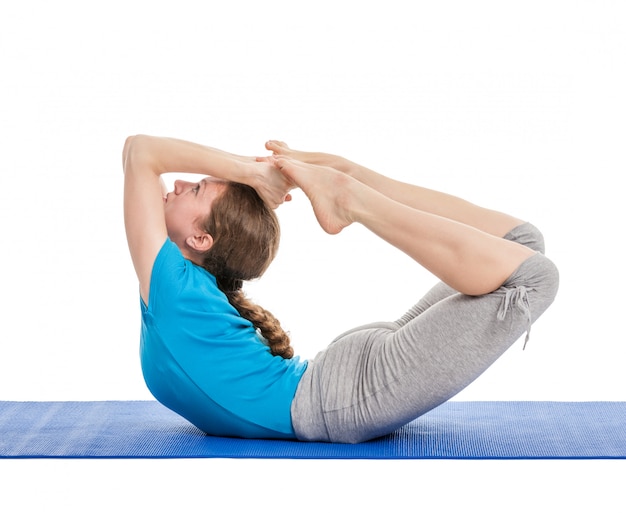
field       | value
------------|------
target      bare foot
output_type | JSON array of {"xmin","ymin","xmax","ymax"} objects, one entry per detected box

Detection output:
[{"xmin": 273, "ymin": 156, "xmax": 356, "ymax": 235}]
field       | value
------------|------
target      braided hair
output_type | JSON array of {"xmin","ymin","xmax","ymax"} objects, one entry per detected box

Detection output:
[{"xmin": 199, "ymin": 181, "xmax": 293, "ymax": 359}]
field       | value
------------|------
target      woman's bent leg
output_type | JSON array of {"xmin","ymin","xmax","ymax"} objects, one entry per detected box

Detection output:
[{"xmin": 278, "ymin": 156, "xmax": 559, "ymax": 442}]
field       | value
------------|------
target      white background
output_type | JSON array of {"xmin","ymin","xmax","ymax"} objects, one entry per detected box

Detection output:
[{"xmin": 1, "ymin": 1, "xmax": 624, "ymax": 511}]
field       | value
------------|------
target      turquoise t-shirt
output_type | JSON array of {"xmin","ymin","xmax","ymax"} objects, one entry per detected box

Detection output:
[{"xmin": 140, "ymin": 238, "xmax": 307, "ymax": 439}]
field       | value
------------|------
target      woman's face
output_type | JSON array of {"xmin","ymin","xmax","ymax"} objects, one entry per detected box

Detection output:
[{"xmin": 163, "ymin": 178, "xmax": 226, "ymax": 250}]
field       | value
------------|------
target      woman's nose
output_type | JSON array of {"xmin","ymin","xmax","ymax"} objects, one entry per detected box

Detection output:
[{"xmin": 173, "ymin": 180, "xmax": 190, "ymax": 194}]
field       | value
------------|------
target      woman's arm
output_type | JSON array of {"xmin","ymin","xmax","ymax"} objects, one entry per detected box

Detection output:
[{"xmin": 122, "ymin": 135, "xmax": 292, "ymax": 303}]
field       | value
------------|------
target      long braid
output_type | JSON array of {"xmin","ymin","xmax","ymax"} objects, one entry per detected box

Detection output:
[
  {"xmin": 224, "ymin": 289, "xmax": 293, "ymax": 359},
  {"xmin": 200, "ymin": 181, "xmax": 295, "ymax": 359}
]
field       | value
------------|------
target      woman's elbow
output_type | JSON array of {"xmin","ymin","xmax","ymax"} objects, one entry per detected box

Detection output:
[
  {"xmin": 122, "ymin": 135, "xmax": 136, "ymax": 171},
  {"xmin": 122, "ymin": 134, "xmax": 150, "ymax": 173}
]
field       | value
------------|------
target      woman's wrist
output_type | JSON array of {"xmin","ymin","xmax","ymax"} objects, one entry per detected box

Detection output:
[{"xmin": 229, "ymin": 159, "xmax": 258, "ymax": 188}]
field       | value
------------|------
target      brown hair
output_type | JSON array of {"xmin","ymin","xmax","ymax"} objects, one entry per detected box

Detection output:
[{"xmin": 199, "ymin": 181, "xmax": 293, "ymax": 359}]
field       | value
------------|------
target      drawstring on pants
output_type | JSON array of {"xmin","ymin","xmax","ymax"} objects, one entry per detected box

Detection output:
[{"xmin": 497, "ymin": 285, "xmax": 533, "ymax": 350}]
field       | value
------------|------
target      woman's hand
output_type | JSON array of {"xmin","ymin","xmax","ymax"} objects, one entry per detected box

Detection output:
[{"xmin": 248, "ymin": 157, "xmax": 296, "ymax": 209}]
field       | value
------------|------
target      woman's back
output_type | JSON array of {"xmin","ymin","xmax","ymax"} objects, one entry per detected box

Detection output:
[{"xmin": 140, "ymin": 238, "xmax": 307, "ymax": 439}]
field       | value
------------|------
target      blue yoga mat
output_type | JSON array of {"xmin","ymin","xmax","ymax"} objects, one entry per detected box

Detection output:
[{"xmin": 1, "ymin": 401, "xmax": 624, "ymax": 459}]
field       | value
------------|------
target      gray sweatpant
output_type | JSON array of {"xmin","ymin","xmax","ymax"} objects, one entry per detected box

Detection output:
[{"xmin": 290, "ymin": 222, "xmax": 559, "ymax": 443}]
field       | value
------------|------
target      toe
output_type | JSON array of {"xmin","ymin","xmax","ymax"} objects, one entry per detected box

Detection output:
[{"xmin": 266, "ymin": 140, "xmax": 289, "ymax": 154}]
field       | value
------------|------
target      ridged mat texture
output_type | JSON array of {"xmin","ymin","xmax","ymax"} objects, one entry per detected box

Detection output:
[{"xmin": 1, "ymin": 401, "xmax": 624, "ymax": 459}]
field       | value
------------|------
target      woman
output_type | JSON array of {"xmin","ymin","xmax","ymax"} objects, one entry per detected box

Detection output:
[{"xmin": 123, "ymin": 135, "xmax": 558, "ymax": 443}]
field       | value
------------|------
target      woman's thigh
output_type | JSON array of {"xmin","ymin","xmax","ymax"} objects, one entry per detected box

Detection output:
[{"xmin": 293, "ymin": 251, "xmax": 558, "ymax": 443}]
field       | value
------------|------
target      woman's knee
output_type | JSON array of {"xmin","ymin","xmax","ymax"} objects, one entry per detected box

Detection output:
[
  {"xmin": 504, "ymin": 222, "xmax": 546, "ymax": 254},
  {"xmin": 534, "ymin": 255, "xmax": 559, "ymax": 315},
  {"xmin": 504, "ymin": 253, "xmax": 559, "ymax": 319}
]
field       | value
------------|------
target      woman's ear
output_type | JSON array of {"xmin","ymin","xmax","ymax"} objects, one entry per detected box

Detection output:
[{"xmin": 186, "ymin": 232, "xmax": 214, "ymax": 253}]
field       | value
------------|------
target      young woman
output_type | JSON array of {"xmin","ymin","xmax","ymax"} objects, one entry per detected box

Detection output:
[{"xmin": 123, "ymin": 135, "xmax": 558, "ymax": 443}]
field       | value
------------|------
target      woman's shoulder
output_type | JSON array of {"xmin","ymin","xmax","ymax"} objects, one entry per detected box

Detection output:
[
  {"xmin": 153, "ymin": 238, "xmax": 209, "ymax": 280},
  {"xmin": 147, "ymin": 238, "xmax": 223, "ymax": 310}
]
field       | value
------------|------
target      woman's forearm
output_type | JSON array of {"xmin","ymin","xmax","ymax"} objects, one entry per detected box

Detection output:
[
  {"xmin": 124, "ymin": 135, "xmax": 293, "ymax": 208},
  {"xmin": 123, "ymin": 135, "xmax": 253, "ymax": 184}
]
